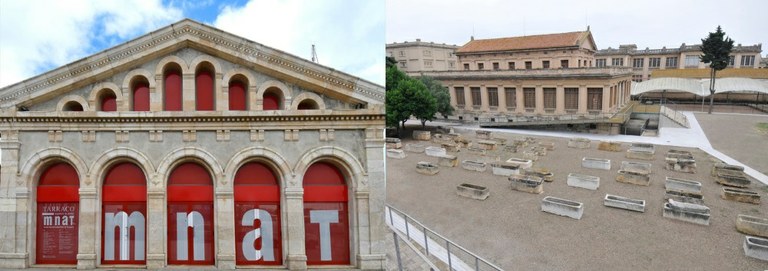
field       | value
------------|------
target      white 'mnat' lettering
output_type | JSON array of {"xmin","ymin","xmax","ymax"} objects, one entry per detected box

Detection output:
[
  {"xmin": 241, "ymin": 209, "xmax": 275, "ymax": 261},
  {"xmin": 176, "ymin": 211, "xmax": 205, "ymax": 261},
  {"xmin": 104, "ymin": 211, "xmax": 145, "ymax": 261},
  {"xmin": 309, "ymin": 210, "xmax": 339, "ymax": 261}
]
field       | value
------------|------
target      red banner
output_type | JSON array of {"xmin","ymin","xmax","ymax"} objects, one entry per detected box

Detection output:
[
  {"xmin": 304, "ymin": 202, "xmax": 349, "ymax": 265},
  {"xmin": 167, "ymin": 203, "xmax": 214, "ymax": 265},
  {"xmin": 36, "ymin": 202, "xmax": 78, "ymax": 264},
  {"xmin": 235, "ymin": 203, "xmax": 282, "ymax": 265}
]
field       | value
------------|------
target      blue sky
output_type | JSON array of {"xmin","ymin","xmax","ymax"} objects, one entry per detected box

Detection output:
[{"xmin": 0, "ymin": 0, "xmax": 385, "ymax": 87}]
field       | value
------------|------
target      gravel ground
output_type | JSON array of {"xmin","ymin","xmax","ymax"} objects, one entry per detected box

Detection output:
[
  {"xmin": 695, "ymin": 113, "xmax": 768, "ymax": 175},
  {"xmin": 386, "ymin": 127, "xmax": 768, "ymax": 271}
]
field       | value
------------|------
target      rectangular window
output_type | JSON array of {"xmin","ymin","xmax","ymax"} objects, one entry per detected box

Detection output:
[
  {"xmin": 463, "ymin": 63, "xmax": 470, "ymax": 70},
  {"xmin": 449, "ymin": 61, "xmax": 455, "ymax": 68},
  {"xmin": 542, "ymin": 61, "xmax": 550, "ymax": 69},
  {"xmin": 587, "ymin": 88, "xmax": 603, "ymax": 111},
  {"xmin": 728, "ymin": 56, "xmax": 735, "ymax": 66},
  {"xmin": 564, "ymin": 88, "xmax": 578, "ymax": 111},
  {"xmin": 543, "ymin": 88, "xmax": 556, "ymax": 110},
  {"xmin": 504, "ymin": 87, "xmax": 516, "ymax": 109},
  {"xmin": 508, "ymin": 62, "xmax": 515, "ymax": 70},
  {"xmin": 523, "ymin": 88, "xmax": 535, "ymax": 109},
  {"xmin": 685, "ymin": 55, "xmax": 700, "ymax": 67},
  {"xmin": 561, "ymin": 60, "xmax": 569, "ymax": 68},
  {"xmin": 611, "ymin": 58, "xmax": 624, "ymax": 66},
  {"xmin": 423, "ymin": 50, "xmax": 432, "ymax": 57},
  {"xmin": 632, "ymin": 74, "xmax": 643, "ymax": 82},
  {"xmin": 596, "ymin": 59, "xmax": 606, "ymax": 67},
  {"xmin": 632, "ymin": 58, "xmax": 644, "ymax": 68},
  {"xmin": 487, "ymin": 87, "xmax": 499, "ymax": 107},
  {"xmin": 477, "ymin": 63, "xmax": 484, "ymax": 70},
  {"xmin": 741, "ymin": 55, "xmax": 755, "ymax": 67},
  {"xmin": 398, "ymin": 51, "xmax": 405, "ymax": 57},
  {"xmin": 665, "ymin": 57, "xmax": 678, "ymax": 69},
  {"xmin": 525, "ymin": 61, "xmax": 532, "ymax": 69},
  {"xmin": 492, "ymin": 62, "xmax": 499, "ymax": 70},
  {"xmin": 471, "ymin": 87, "xmax": 481, "ymax": 108},
  {"xmin": 455, "ymin": 87, "xmax": 465, "ymax": 106},
  {"xmin": 424, "ymin": 60, "xmax": 433, "ymax": 68},
  {"xmin": 648, "ymin": 58, "xmax": 661, "ymax": 68},
  {"xmin": 399, "ymin": 61, "xmax": 407, "ymax": 68}
]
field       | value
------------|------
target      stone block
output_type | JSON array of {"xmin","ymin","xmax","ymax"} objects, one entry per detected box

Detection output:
[
  {"xmin": 425, "ymin": 146, "xmax": 447, "ymax": 157},
  {"xmin": 604, "ymin": 194, "xmax": 645, "ymax": 212},
  {"xmin": 711, "ymin": 162, "xmax": 744, "ymax": 177},
  {"xmin": 490, "ymin": 162, "xmax": 521, "ymax": 176},
  {"xmin": 736, "ymin": 215, "xmax": 768, "ymax": 238},
  {"xmin": 415, "ymin": 161, "xmax": 439, "ymax": 175},
  {"xmin": 743, "ymin": 236, "xmax": 768, "ymax": 262},
  {"xmin": 529, "ymin": 146, "xmax": 547, "ymax": 156},
  {"xmin": 662, "ymin": 199, "xmax": 710, "ymax": 226},
  {"xmin": 541, "ymin": 196, "xmax": 583, "ymax": 219},
  {"xmin": 404, "ymin": 143, "xmax": 425, "ymax": 153},
  {"xmin": 616, "ymin": 170, "xmax": 651, "ymax": 186},
  {"xmin": 506, "ymin": 157, "xmax": 533, "ymax": 169},
  {"xmin": 664, "ymin": 157, "xmax": 697, "ymax": 173},
  {"xmin": 509, "ymin": 174, "xmax": 543, "ymax": 194},
  {"xmin": 664, "ymin": 190, "xmax": 704, "ymax": 205},
  {"xmin": 477, "ymin": 140, "xmax": 498, "ymax": 150},
  {"xmin": 441, "ymin": 142, "xmax": 460, "ymax": 152},
  {"xmin": 567, "ymin": 137, "xmax": 591, "ymax": 149},
  {"xmin": 597, "ymin": 141, "xmax": 622, "ymax": 152},
  {"xmin": 489, "ymin": 137, "xmax": 507, "ymax": 145},
  {"xmin": 567, "ymin": 173, "xmax": 600, "ymax": 190},
  {"xmin": 522, "ymin": 150, "xmax": 539, "ymax": 161},
  {"xmin": 626, "ymin": 143, "xmax": 655, "ymax": 160},
  {"xmin": 665, "ymin": 177, "xmax": 702, "ymax": 195},
  {"xmin": 412, "ymin": 130, "xmax": 431, "ymax": 141},
  {"xmin": 667, "ymin": 149, "xmax": 693, "ymax": 159},
  {"xmin": 476, "ymin": 130, "xmax": 492, "ymax": 139},
  {"xmin": 461, "ymin": 160, "xmax": 487, "ymax": 172},
  {"xmin": 445, "ymin": 132, "xmax": 463, "ymax": 141},
  {"xmin": 457, "ymin": 138, "xmax": 471, "ymax": 148},
  {"xmin": 386, "ymin": 149, "xmax": 406, "ymax": 159},
  {"xmin": 715, "ymin": 170, "xmax": 751, "ymax": 188},
  {"xmin": 503, "ymin": 144, "xmax": 521, "ymax": 153},
  {"xmin": 620, "ymin": 161, "xmax": 652, "ymax": 175},
  {"xmin": 582, "ymin": 157, "xmax": 611, "ymax": 170},
  {"xmin": 523, "ymin": 168, "xmax": 554, "ymax": 182},
  {"xmin": 456, "ymin": 183, "xmax": 490, "ymax": 200},
  {"xmin": 437, "ymin": 155, "xmax": 458, "ymax": 167},
  {"xmin": 466, "ymin": 146, "xmax": 486, "ymax": 155},
  {"xmin": 721, "ymin": 188, "xmax": 761, "ymax": 205},
  {"xmin": 385, "ymin": 137, "xmax": 402, "ymax": 149},
  {"xmin": 538, "ymin": 141, "xmax": 555, "ymax": 151}
]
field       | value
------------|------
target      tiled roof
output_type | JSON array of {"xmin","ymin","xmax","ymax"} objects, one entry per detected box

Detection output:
[{"xmin": 456, "ymin": 31, "xmax": 589, "ymax": 54}]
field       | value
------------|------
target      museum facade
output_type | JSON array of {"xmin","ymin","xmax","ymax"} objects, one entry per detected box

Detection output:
[{"xmin": 0, "ymin": 19, "xmax": 386, "ymax": 270}]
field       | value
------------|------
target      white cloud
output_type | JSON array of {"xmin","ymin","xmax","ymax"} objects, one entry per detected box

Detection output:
[{"xmin": 0, "ymin": 0, "xmax": 182, "ymax": 88}]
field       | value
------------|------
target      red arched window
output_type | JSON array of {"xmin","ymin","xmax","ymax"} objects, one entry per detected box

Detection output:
[
  {"xmin": 229, "ymin": 80, "xmax": 247, "ymax": 111},
  {"xmin": 234, "ymin": 162, "xmax": 282, "ymax": 265},
  {"xmin": 132, "ymin": 78, "xmax": 150, "ymax": 111},
  {"xmin": 164, "ymin": 66, "xmax": 182, "ymax": 111},
  {"xmin": 37, "ymin": 162, "xmax": 80, "ymax": 265},
  {"xmin": 167, "ymin": 162, "xmax": 214, "ymax": 265},
  {"xmin": 102, "ymin": 162, "xmax": 146, "ymax": 264},
  {"xmin": 100, "ymin": 90, "xmax": 117, "ymax": 111},
  {"xmin": 303, "ymin": 162, "xmax": 349, "ymax": 265},
  {"xmin": 195, "ymin": 66, "xmax": 214, "ymax": 111},
  {"xmin": 263, "ymin": 87, "xmax": 281, "ymax": 110}
]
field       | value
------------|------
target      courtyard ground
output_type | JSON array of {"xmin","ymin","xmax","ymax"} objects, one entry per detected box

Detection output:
[{"xmin": 695, "ymin": 112, "xmax": 768, "ymax": 175}]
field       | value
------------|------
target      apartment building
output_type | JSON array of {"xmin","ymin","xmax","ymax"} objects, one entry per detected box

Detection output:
[{"xmin": 386, "ymin": 39, "xmax": 460, "ymax": 73}]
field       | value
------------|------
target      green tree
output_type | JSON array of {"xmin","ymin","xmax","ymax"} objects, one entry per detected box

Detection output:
[
  {"xmin": 386, "ymin": 65, "xmax": 407, "ymax": 92},
  {"xmin": 417, "ymin": 76, "xmax": 453, "ymax": 118},
  {"xmin": 386, "ymin": 56, "xmax": 397, "ymax": 68},
  {"xmin": 700, "ymin": 26, "xmax": 734, "ymax": 114},
  {"xmin": 386, "ymin": 87, "xmax": 408, "ymax": 135}
]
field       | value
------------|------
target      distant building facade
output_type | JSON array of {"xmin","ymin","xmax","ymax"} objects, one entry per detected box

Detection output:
[
  {"xmin": 596, "ymin": 43, "xmax": 763, "ymax": 82},
  {"xmin": 386, "ymin": 39, "xmax": 459, "ymax": 74}
]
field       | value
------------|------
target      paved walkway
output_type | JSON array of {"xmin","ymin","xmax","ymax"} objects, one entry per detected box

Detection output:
[{"xmin": 410, "ymin": 111, "xmax": 768, "ymax": 185}]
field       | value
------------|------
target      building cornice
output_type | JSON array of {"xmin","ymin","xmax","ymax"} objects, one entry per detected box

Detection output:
[{"xmin": 418, "ymin": 67, "xmax": 633, "ymax": 81}]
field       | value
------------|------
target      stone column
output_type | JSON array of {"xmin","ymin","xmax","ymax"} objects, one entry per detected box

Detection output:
[
  {"xmin": 479, "ymin": 86, "xmax": 489, "ymax": 112},
  {"xmin": 555, "ymin": 85, "xmax": 565, "ymax": 114},
  {"xmin": 602, "ymin": 85, "xmax": 611, "ymax": 113},
  {"xmin": 578, "ymin": 85, "xmax": 587, "ymax": 114},
  {"xmin": 152, "ymin": 74, "xmax": 164, "ymax": 111},
  {"xmin": 215, "ymin": 73, "xmax": 227, "ymax": 111},
  {"xmin": 358, "ymin": 136, "xmax": 386, "ymax": 270},
  {"xmin": 76, "ymin": 188, "xmax": 97, "ymax": 269},
  {"xmin": 0, "ymin": 136, "xmax": 26, "ymax": 268},
  {"xmin": 284, "ymin": 187, "xmax": 307, "ymax": 270},
  {"xmin": 182, "ymin": 73, "xmax": 195, "ymax": 111},
  {"xmin": 498, "ymin": 85, "xmax": 507, "ymax": 113},
  {"xmin": 215, "ymin": 190, "xmax": 235, "ymax": 269},
  {"xmin": 535, "ymin": 85, "xmax": 544, "ymax": 114},
  {"xmin": 146, "ymin": 190, "xmax": 165, "ymax": 269},
  {"xmin": 448, "ymin": 85, "xmax": 456, "ymax": 109},
  {"xmin": 462, "ymin": 86, "xmax": 472, "ymax": 111},
  {"xmin": 515, "ymin": 86, "xmax": 524, "ymax": 114}
]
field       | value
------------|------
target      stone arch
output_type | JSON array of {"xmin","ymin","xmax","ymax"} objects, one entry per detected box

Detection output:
[
  {"xmin": 156, "ymin": 147, "xmax": 224, "ymax": 189},
  {"xmin": 222, "ymin": 68, "xmax": 258, "ymax": 110},
  {"xmin": 293, "ymin": 146, "xmax": 367, "ymax": 190},
  {"xmin": 256, "ymin": 80, "xmax": 293, "ymax": 110},
  {"xmin": 57, "ymin": 95, "xmax": 90, "ymax": 112},
  {"xmin": 222, "ymin": 146, "xmax": 293, "ymax": 192},
  {"xmin": 121, "ymin": 68, "xmax": 155, "ymax": 111},
  {"xmin": 19, "ymin": 147, "xmax": 90, "ymax": 188},
  {"xmin": 154, "ymin": 55, "xmax": 190, "ymax": 75},
  {"xmin": 189, "ymin": 55, "xmax": 223, "ymax": 75},
  {"xmin": 290, "ymin": 91, "xmax": 326, "ymax": 110},
  {"xmin": 87, "ymin": 82, "xmax": 123, "ymax": 111},
  {"xmin": 89, "ymin": 147, "xmax": 156, "ymax": 188}
]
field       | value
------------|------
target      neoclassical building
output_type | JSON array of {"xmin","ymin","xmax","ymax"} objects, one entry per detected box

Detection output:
[
  {"xmin": 386, "ymin": 39, "xmax": 460, "ymax": 74},
  {"xmin": 0, "ymin": 19, "xmax": 386, "ymax": 270}
]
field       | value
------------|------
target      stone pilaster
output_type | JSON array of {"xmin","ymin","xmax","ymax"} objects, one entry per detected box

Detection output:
[
  {"xmin": 578, "ymin": 85, "xmax": 587, "ymax": 114},
  {"xmin": 146, "ymin": 190, "xmax": 165, "ymax": 269},
  {"xmin": 534, "ymin": 85, "xmax": 544, "ymax": 114},
  {"xmin": 515, "ymin": 86, "xmax": 524, "ymax": 114},
  {"xmin": 215, "ymin": 190, "xmax": 235, "ymax": 269},
  {"xmin": 76, "ymin": 188, "xmax": 97, "ymax": 269},
  {"xmin": 555, "ymin": 85, "xmax": 565, "ymax": 114},
  {"xmin": 0, "ymin": 134, "xmax": 25, "ymax": 268},
  {"xmin": 359, "ymin": 135, "xmax": 386, "ymax": 270},
  {"xmin": 215, "ymin": 72, "xmax": 226, "ymax": 111},
  {"xmin": 479, "ymin": 85, "xmax": 489, "ymax": 112},
  {"xmin": 284, "ymin": 187, "xmax": 307, "ymax": 270},
  {"xmin": 152, "ymin": 74, "xmax": 164, "ymax": 111},
  {"xmin": 497, "ymin": 85, "xmax": 507, "ymax": 112},
  {"xmin": 183, "ymin": 73, "xmax": 195, "ymax": 111},
  {"xmin": 602, "ymin": 85, "xmax": 611, "ymax": 113}
]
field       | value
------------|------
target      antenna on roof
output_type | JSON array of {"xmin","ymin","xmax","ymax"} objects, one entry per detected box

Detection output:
[{"xmin": 311, "ymin": 44, "xmax": 319, "ymax": 64}]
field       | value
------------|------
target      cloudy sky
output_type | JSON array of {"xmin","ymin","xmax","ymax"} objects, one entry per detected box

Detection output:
[
  {"xmin": 387, "ymin": 0, "xmax": 767, "ymax": 52},
  {"xmin": 0, "ymin": 0, "xmax": 384, "ymax": 88}
]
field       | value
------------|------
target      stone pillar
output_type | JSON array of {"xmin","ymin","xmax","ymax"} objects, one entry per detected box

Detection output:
[
  {"xmin": 602, "ymin": 85, "xmax": 611, "ymax": 113},
  {"xmin": 215, "ymin": 73, "xmax": 227, "ymax": 111},
  {"xmin": 515, "ymin": 86, "xmax": 524, "ymax": 114},
  {"xmin": 146, "ymin": 190, "xmax": 165, "ymax": 269},
  {"xmin": 12, "ymin": 189, "xmax": 30, "ymax": 268},
  {"xmin": 0, "ymin": 135, "xmax": 27, "ymax": 268},
  {"xmin": 284, "ymin": 187, "xmax": 307, "ymax": 270},
  {"xmin": 183, "ymin": 73, "xmax": 195, "ymax": 111},
  {"xmin": 152, "ymin": 74, "xmax": 164, "ymax": 111},
  {"xmin": 76, "ymin": 188, "xmax": 97, "ymax": 269},
  {"xmin": 448, "ymin": 85, "xmax": 456, "ymax": 109},
  {"xmin": 578, "ymin": 85, "xmax": 587, "ymax": 114},
  {"xmin": 555, "ymin": 85, "xmax": 565, "ymax": 114},
  {"xmin": 462, "ymin": 86, "xmax": 472, "ymax": 111},
  {"xmin": 498, "ymin": 85, "xmax": 507, "ymax": 113},
  {"xmin": 358, "ymin": 135, "xmax": 386, "ymax": 270},
  {"xmin": 215, "ymin": 190, "xmax": 235, "ymax": 269},
  {"xmin": 248, "ymin": 84, "xmax": 258, "ymax": 111},
  {"xmin": 534, "ymin": 85, "xmax": 544, "ymax": 114}
]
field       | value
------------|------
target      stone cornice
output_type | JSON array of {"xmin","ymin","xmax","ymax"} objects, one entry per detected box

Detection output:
[{"xmin": 0, "ymin": 19, "xmax": 384, "ymax": 107}]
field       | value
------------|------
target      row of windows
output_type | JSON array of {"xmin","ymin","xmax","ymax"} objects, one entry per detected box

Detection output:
[
  {"xmin": 461, "ymin": 59, "xmax": 592, "ymax": 71},
  {"xmin": 598, "ymin": 54, "xmax": 757, "ymax": 68},
  {"xmin": 454, "ymin": 86, "xmax": 627, "ymax": 111}
]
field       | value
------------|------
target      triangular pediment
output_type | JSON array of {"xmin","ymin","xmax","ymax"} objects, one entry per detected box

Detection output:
[{"xmin": 0, "ymin": 19, "xmax": 383, "ymax": 111}]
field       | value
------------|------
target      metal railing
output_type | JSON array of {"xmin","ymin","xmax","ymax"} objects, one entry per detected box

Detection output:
[{"xmin": 386, "ymin": 205, "xmax": 504, "ymax": 271}]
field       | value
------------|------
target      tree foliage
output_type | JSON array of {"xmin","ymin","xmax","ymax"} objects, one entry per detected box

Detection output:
[
  {"xmin": 417, "ymin": 76, "xmax": 453, "ymax": 117},
  {"xmin": 386, "ymin": 65, "xmax": 407, "ymax": 92},
  {"xmin": 700, "ymin": 25, "xmax": 734, "ymax": 114}
]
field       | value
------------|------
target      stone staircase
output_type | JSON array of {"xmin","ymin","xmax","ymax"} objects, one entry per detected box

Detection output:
[{"xmin": 660, "ymin": 105, "xmax": 689, "ymax": 128}]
